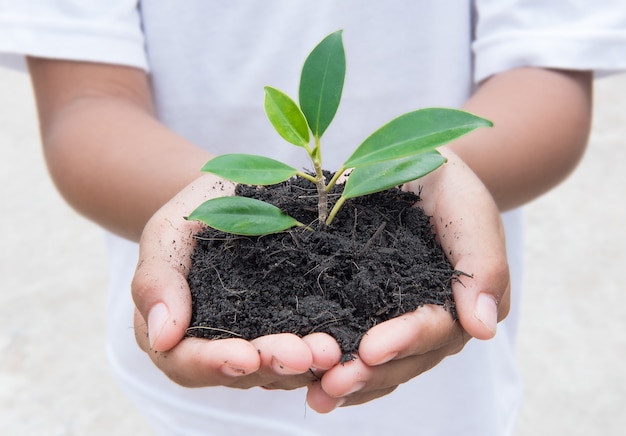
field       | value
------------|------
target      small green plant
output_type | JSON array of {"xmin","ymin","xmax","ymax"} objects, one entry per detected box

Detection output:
[{"xmin": 189, "ymin": 30, "xmax": 492, "ymax": 236}]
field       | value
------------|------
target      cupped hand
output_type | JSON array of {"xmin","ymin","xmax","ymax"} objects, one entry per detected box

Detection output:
[
  {"xmin": 131, "ymin": 173, "xmax": 342, "ymax": 390},
  {"xmin": 306, "ymin": 147, "xmax": 511, "ymax": 412}
]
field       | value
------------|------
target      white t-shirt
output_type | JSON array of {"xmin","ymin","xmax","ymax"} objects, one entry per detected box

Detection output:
[{"xmin": 2, "ymin": 2, "xmax": 625, "ymax": 435}]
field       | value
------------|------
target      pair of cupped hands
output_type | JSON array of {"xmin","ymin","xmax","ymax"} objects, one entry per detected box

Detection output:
[{"xmin": 130, "ymin": 148, "xmax": 510, "ymax": 413}]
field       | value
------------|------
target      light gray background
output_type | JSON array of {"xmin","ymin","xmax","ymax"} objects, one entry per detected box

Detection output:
[{"xmin": 1, "ymin": 67, "xmax": 625, "ymax": 435}]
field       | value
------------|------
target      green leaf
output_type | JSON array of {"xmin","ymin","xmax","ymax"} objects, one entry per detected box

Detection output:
[
  {"xmin": 342, "ymin": 151, "xmax": 447, "ymax": 199},
  {"xmin": 344, "ymin": 108, "xmax": 492, "ymax": 168},
  {"xmin": 200, "ymin": 154, "xmax": 298, "ymax": 185},
  {"xmin": 299, "ymin": 30, "xmax": 346, "ymax": 139},
  {"xmin": 188, "ymin": 196, "xmax": 302, "ymax": 236},
  {"xmin": 264, "ymin": 86, "xmax": 310, "ymax": 147}
]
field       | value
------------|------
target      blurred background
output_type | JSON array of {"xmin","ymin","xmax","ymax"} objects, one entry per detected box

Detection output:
[{"xmin": 1, "ymin": 67, "xmax": 625, "ymax": 435}]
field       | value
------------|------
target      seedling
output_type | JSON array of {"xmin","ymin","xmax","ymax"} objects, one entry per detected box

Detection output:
[{"xmin": 188, "ymin": 30, "xmax": 492, "ymax": 236}]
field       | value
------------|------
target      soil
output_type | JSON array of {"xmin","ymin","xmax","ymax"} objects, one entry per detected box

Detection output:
[{"xmin": 186, "ymin": 175, "xmax": 459, "ymax": 360}]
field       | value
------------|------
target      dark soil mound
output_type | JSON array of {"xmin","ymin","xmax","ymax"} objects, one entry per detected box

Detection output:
[{"xmin": 186, "ymin": 176, "xmax": 458, "ymax": 360}]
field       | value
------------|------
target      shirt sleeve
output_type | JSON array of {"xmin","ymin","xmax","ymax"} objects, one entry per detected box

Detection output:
[
  {"xmin": 473, "ymin": 0, "xmax": 626, "ymax": 82},
  {"xmin": 0, "ymin": 0, "xmax": 147, "ymax": 71}
]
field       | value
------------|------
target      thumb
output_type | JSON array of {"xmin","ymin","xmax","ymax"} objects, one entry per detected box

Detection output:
[
  {"xmin": 131, "ymin": 211, "xmax": 201, "ymax": 352},
  {"xmin": 437, "ymin": 198, "xmax": 510, "ymax": 340},
  {"xmin": 439, "ymin": 183, "xmax": 510, "ymax": 340},
  {"xmin": 413, "ymin": 148, "xmax": 510, "ymax": 340},
  {"xmin": 452, "ymin": 254, "xmax": 510, "ymax": 340},
  {"xmin": 132, "ymin": 174, "xmax": 235, "ymax": 352}
]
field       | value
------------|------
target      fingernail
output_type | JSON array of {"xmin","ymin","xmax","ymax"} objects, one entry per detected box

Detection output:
[
  {"xmin": 148, "ymin": 302, "xmax": 169, "ymax": 349},
  {"xmin": 474, "ymin": 293, "xmax": 498, "ymax": 336},
  {"xmin": 271, "ymin": 357, "xmax": 303, "ymax": 375}
]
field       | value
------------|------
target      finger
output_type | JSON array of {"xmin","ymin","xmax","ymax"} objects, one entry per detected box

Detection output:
[
  {"xmin": 320, "ymin": 341, "xmax": 464, "ymax": 400},
  {"xmin": 437, "ymin": 204, "xmax": 510, "ymax": 340},
  {"xmin": 452, "ymin": 254, "xmax": 511, "ymax": 340},
  {"xmin": 307, "ymin": 379, "xmax": 396, "ymax": 412},
  {"xmin": 252, "ymin": 334, "xmax": 341, "ymax": 391},
  {"xmin": 302, "ymin": 332, "xmax": 342, "ymax": 371},
  {"xmin": 135, "ymin": 312, "xmax": 261, "ymax": 387},
  {"xmin": 131, "ymin": 213, "xmax": 201, "ymax": 351},
  {"xmin": 306, "ymin": 380, "xmax": 341, "ymax": 413},
  {"xmin": 407, "ymin": 147, "xmax": 510, "ymax": 340},
  {"xmin": 251, "ymin": 333, "xmax": 314, "ymax": 376},
  {"xmin": 338, "ymin": 386, "xmax": 398, "ymax": 408},
  {"xmin": 357, "ymin": 304, "xmax": 465, "ymax": 366},
  {"xmin": 131, "ymin": 174, "xmax": 235, "ymax": 352},
  {"xmin": 221, "ymin": 334, "xmax": 316, "ymax": 391}
]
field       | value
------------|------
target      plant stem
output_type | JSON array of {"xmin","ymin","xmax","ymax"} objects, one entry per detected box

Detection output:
[
  {"xmin": 311, "ymin": 137, "xmax": 328, "ymax": 228},
  {"xmin": 325, "ymin": 166, "xmax": 345, "ymax": 193},
  {"xmin": 296, "ymin": 171, "xmax": 318, "ymax": 184},
  {"xmin": 313, "ymin": 161, "xmax": 328, "ymax": 228},
  {"xmin": 326, "ymin": 195, "xmax": 347, "ymax": 226}
]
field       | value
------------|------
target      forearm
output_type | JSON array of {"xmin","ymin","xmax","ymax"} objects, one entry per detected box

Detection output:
[
  {"xmin": 450, "ymin": 68, "xmax": 593, "ymax": 211},
  {"xmin": 28, "ymin": 58, "xmax": 211, "ymax": 241},
  {"xmin": 41, "ymin": 98, "xmax": 210, "ymax": 241}
]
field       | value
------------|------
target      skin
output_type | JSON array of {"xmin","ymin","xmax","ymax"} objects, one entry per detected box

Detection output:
[{"xmin": 27, "ymin": 57, "xmax": 592, "ymax": 411}]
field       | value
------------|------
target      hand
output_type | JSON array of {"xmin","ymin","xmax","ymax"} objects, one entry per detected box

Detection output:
[
  {"xmin": 131, "ymin": 173, "xmax": 343, "ymax": 389},
  {"xmin": 306, "ymin": 147, "xmax": 511, "ymax": 411}
]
